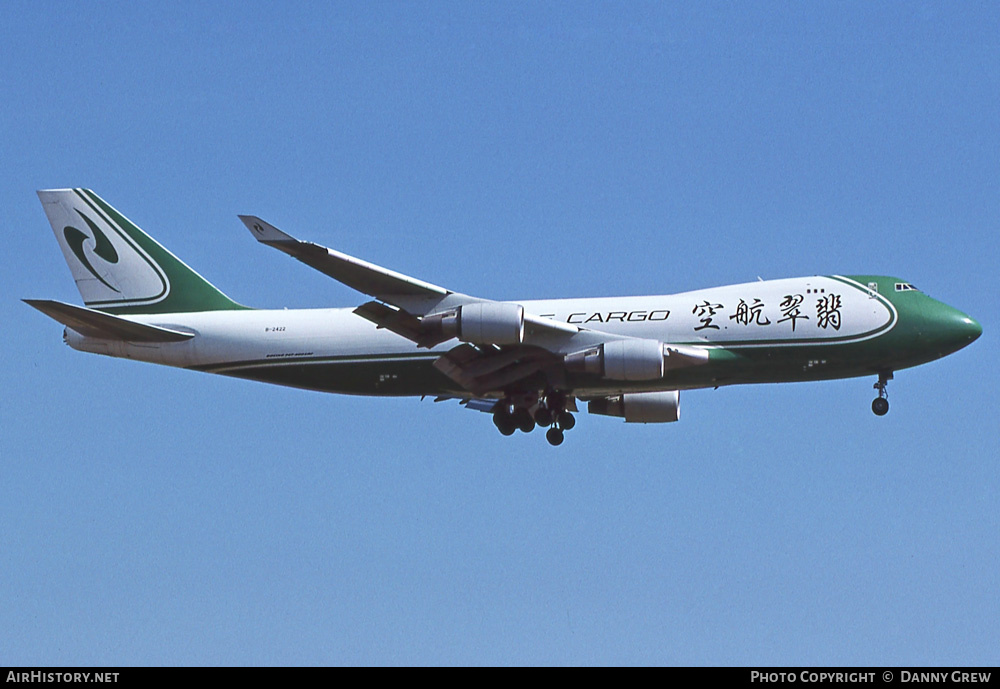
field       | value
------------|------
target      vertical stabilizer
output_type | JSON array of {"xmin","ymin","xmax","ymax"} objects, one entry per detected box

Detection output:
[{"xmin": 37, "ymin": 188, "xmax": 247, "ymax": 314}]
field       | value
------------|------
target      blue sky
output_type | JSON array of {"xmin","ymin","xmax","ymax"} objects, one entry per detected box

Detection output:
[{"xmin": 2, "ymin": 1, "xmax": 998, "ymax": 665}]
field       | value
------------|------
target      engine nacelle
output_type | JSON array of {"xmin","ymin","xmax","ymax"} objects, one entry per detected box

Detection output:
[
  {"xmin": 565, "ymin": 339, "xmax": 665, "ymax": 380},
  {"xmin": 588, "ymin": 391, "xmax": 681, "ymax": 423},
  {"xmin": 423, "ymin": 302, "xmax": 525, "ymax": 345}
]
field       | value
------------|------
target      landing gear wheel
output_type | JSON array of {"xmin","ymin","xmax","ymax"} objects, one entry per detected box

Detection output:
[
  {"xmin": 545, "ymin": 427, "xmax": 564, "ymax": 446},
  {"xmin": 512, "ymin": 407, "xmax": 535, "ymax": 433},
  {"xmin": 534, "ymin": 407, "xmax": 553, "ymax": 427},
  {"xmin": 872, "ymin": 397, "xmax": 889, "ymax": 416},
  {"xmin": 493, "ymin": 409, "xmax": 516, "ymax": 436},
  {"xmin": 557, "ymin": 411, "xmax": 576, "ymax": 430}
]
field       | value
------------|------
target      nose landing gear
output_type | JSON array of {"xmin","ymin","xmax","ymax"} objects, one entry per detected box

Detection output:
[{"xmin": 872, "ymin": 371, "xmax": 892, "ymax": 416}]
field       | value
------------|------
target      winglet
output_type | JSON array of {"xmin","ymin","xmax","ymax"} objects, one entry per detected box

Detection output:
[{"xmin": 239, "ymin": 215, "xmax": 297, "ymax": 244}]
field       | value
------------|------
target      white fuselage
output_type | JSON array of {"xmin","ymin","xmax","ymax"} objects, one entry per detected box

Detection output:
[{"xmin": 66, "ymin": 275, "xmax": 897, "ymax": 397}]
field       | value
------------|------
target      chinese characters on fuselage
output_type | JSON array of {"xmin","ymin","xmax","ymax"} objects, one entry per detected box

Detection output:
[
  {"xmin": 730, "ymin": 298, "xmax": 771, "ymax": 326},
  {"xmin": 700, "ymin": 294, "xmax": 842, "ymax": 333},
  {"xmin": 692, "ymin": 301, "xmax": 723, "ymax": 331}
]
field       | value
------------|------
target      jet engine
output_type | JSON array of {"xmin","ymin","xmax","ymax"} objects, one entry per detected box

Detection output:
[
  {"xmin": 565, "ymin": 341, "xmax": 710, "ymax": 381},
  {"xmin": 564, "ymin": 339, "xmax": 664, "ymax": 380},
  {"xmin": 588, "ymin": 391, "xmax": 681, "ymax": 423},
  {"xmin": 422, "ymin": 302, "xmax": 525, "ymax": 345}
]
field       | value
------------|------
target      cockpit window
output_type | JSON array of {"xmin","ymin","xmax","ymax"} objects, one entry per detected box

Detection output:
[{"xmin": 894, "ymin": 283, "xmax": 920, "ymax": 292}]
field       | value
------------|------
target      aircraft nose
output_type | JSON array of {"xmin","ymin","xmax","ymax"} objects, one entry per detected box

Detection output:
[
  {"xmin": 933, "ymin": 307, "xmax": 982, "ymax": 351},
  {"xmin": 958, "ymin": 313, "xmax": 983, "ymax": 343}
]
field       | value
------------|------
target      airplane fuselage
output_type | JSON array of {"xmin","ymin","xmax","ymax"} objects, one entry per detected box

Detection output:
[{"xmin": 65, "ymin": 274, "xmax": 980, "ymax": 399}]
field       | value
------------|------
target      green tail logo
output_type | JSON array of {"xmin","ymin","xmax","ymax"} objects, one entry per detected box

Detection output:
[
  {"xmin": 64, "ymin": 210, "xmax": 120, "ymax": 293},
  {"xmin": 40, "ymin": 188, "xmax": 248, "ymax": 314}
]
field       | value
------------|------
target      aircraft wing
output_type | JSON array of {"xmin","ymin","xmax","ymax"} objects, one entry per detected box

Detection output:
[
  {"xmin": 241, "ymin": 216, "xmax": 708, "ymax": 395},
  {"xmin": 240, "ymin": 215, "xmax": 587, "ymax": 348},
  {"xmin": 240, "ymin": 215, "xmax": 467, "ymax": 315}
]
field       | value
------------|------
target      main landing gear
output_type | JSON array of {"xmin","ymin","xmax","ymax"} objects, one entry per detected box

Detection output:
[
  {"xmin": 872, "ymin": 371, "xmax": 892, "ymax": 416},
  {"xmin": 492, "ymin": 390, "xmax": 576, "ymax": 446}
]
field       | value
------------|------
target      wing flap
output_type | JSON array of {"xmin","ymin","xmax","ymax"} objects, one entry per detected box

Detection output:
[
  {"xmin": 432, "ymin": 343, "xmax": 560, "ymax": 396},
  {"xmin": 24, "ymin": 299, "xmax": 194, "ymax": 342},
  {"xmin": 352, "ymin": 300, "xmax": 453, "ymax": 348}
]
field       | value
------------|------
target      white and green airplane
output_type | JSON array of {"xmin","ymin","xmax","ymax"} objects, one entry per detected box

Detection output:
[{"xmin": 27, "ymin": 189, "xmax": 981, "ymax": 446}]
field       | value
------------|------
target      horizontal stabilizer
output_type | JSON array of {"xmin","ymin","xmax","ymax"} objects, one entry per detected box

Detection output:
[{"xmin": 24, "ymin": 299, "xmax": 194, "ymax": 342}]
